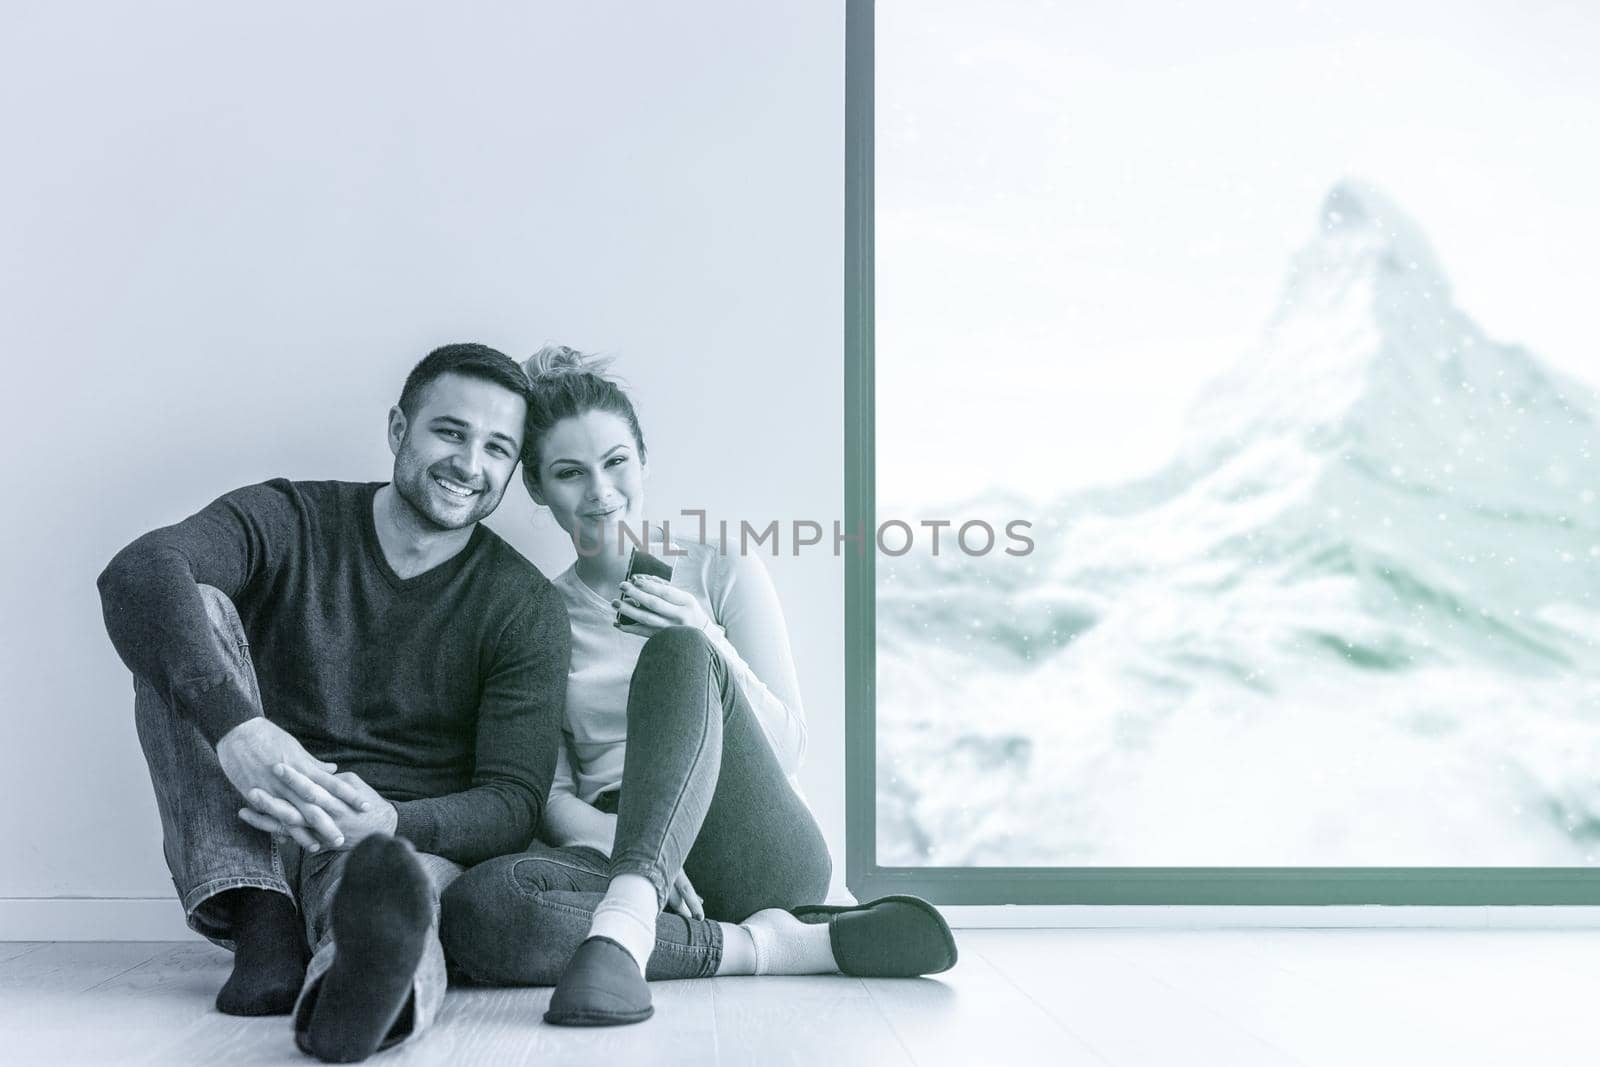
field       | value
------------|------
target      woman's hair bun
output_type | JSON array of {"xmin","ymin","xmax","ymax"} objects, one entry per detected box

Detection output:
[{"xmin": 524, "ymin": 344, "xmax": 616, "ymax": 383}]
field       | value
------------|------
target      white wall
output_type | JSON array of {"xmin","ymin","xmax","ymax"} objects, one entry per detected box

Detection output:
[{"xmin": 0, "ymin": 2, "xmax": 846, "ymax": 926}]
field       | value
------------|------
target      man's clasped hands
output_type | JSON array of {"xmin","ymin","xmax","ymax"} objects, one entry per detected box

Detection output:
[{"xmin": 217, "ymin": 717, "xmax": 398, "ymax": 853}]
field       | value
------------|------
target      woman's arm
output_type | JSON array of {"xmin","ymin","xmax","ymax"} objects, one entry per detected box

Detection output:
[
  {"xmin": 704, "ymin": 552, "xmax": 807, "ymax": 774},
  {"xmin": 539, "ymin": 742, "xmax": 617, "ymax": 855}
]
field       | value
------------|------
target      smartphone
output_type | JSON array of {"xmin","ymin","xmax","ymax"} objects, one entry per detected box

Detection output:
[{"xmin": 614, "ymin": 547, "xmax": 675, "ymax": 634}]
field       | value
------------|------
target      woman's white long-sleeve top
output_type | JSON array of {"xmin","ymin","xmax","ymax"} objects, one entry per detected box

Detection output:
[{"xmin": 540, "ymin": 537, "xmax": 809, "ymax": 854}]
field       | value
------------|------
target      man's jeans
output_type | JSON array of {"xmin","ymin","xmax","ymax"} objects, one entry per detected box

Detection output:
[
  {"xmin": 440, "ymin": 625, "xmax": 832, "ymax": 985},
  {"xmin": 132, "ymin": 584, "xmax": 460, "ymax": 1046}
]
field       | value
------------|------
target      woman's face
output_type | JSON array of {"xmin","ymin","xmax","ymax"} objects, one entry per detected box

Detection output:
[{"xmin": 528, "ymin": 410, "xmax": 647, "ymax": 553}]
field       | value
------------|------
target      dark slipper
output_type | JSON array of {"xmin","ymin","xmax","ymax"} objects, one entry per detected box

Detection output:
[
  {"xmin": 790, "ymin": 895, "xmax": 958, "ymax": 977},
  {"xmin": 543, "ymin": 937, "xmax": 653, "ymax": 1027}
]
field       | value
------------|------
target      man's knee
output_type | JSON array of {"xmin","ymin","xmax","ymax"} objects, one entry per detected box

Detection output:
[
  {"xmin": 196, "ymin": 584, "xmax": 248, "ymax": 647},
  {"xmin": 129, "ymin": 587, "xmax": 261, "ymax": 819},
  {"xmin": 132, "ymin": 585, "xmax": 251, "ymax": 725},
  {"xmin": 189, "ymin": 584, "xmax": 265, "ymax": 705}
]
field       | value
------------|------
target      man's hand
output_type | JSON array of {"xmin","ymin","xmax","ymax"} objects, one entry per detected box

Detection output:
[
  {"xmin": 238, "ymin": 766, "xmax": 398, "ymax": 852},
  {"xmin": 217, "ymin": 717, "xmax": 371, "ymax": 852}
]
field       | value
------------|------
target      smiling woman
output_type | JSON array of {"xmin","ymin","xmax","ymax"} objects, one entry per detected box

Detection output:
[
  {"xmin": 530, "ymin": 419, "xmax": 648, "ymax": 557},
  {"xmin": 436, "ymin": 345, "xmax": 955, "ymax": 1028}
]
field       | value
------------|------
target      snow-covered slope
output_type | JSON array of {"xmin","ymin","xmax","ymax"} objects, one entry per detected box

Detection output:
[{"xmin": 877, "ymin": 182, "xmax": 1600, "ymax": 866}]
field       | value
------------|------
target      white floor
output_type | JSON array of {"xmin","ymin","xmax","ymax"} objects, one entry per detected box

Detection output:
[{"xmin": 3, "ymin": 929, "xmax": 1597, "ymax": 1065}]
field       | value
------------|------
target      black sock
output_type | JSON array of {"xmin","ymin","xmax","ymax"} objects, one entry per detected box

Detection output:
[
  {"xmin": 215, "ymin": 888, "xmax": 307, "ymax": 1016},
  {"xmin": 299, "ymin": 836, "xmax": 433, "ymax": 1064}
]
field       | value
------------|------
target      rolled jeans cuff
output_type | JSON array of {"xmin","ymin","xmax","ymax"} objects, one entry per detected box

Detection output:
[
  {"xmin": 182, "ymin": 874, "xmax": 296, "ymax": 948},
  {"xmin": 606, "ymin": 854, "xmax": 672, "ymax": 909}
]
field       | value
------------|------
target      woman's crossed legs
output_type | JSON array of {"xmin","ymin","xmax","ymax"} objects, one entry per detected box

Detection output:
[{"xmin": 440, "ymin": 626, "xmax": 832, "ymax": 987}]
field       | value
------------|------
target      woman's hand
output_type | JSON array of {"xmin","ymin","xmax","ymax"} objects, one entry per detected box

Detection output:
[
  {"xmin": 613, "ymin": 575, "xmax": 712, "ymax": 635},
  {"xmin": 666, "ymin": 867, "xmax": 705, "ymax": 921}
]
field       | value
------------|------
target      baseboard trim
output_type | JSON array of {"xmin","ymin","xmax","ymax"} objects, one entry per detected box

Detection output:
[
  {"xmin": 0, "ymin": 898, "xmax": 199, "ymax": 941},
  {"xmin": 9, "ymin": 898, "xmax": 1600, "ymax": 941}
]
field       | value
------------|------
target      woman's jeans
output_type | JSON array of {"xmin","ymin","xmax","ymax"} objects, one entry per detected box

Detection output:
[
  {"xmin": 440, "ymin": 626, "xmax": 832, "ymax": 984},
  {"xmin": 133, "ymin": 585, "xmax": 459, "ymax": 1048}
]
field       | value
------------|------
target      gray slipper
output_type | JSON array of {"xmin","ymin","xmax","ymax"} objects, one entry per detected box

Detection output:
[
  {"xmin": 543, "ymin": 937, "xmax": 654, "ymax": 1027},
  {"xmin": 790, "ymin": 895, "xmax": 958, "ymax": 977}
]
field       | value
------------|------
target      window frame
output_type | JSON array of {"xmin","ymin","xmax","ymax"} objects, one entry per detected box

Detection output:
[{"xmin": 842, "ymin": 0, "xmax": 1600, "ymax": 906}]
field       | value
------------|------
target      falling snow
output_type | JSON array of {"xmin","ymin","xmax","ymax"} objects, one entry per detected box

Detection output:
[{"xmin": 877, "ymin": 182, "xmax": 1600, "ymax": 867}]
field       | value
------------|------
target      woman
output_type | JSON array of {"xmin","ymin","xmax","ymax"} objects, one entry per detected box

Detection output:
[{"xmin": 440, "ymin": 346, "xmax": 955, "ymax": 1025}]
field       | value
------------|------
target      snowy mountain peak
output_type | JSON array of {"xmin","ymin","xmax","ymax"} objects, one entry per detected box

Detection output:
[
  {"xmin": 879, "ymin": 179, "xmax": 1600, "ymax": 869},
  {"xmin": 1320, "ymin": 179, "xmax": 1407, "ymax": 234},
  {"xmin": 1182, "ymin": 179, "xmax": 1596, "ymax": 516},
  {"xmin": 1305, "ymin": 178, "xmax": 1450, "ymax": 299}
]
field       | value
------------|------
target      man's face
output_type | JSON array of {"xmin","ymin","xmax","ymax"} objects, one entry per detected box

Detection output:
[{"xmin": 389, "ymin": 372, "xmax": 527, "ymax": 532}]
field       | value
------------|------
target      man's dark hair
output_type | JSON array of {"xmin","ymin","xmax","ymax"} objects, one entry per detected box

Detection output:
[{"xmin": 397, "ymin": 343, "xmax": 530, "ymax": 418}]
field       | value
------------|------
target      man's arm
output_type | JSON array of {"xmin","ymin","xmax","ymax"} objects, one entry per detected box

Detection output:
[
  {"xmin": 99, "ymin": 480, "xmax": 368, "ymax": 849},
  {"xmin": 392, "ymin": 587, "xmax": 571, "ymax": 866},
  {"xmin": 97, "ymin": 481, "xmax": 295, "ymax": 746}
]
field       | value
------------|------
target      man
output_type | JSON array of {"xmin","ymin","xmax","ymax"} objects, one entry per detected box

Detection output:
[{"xmin": 97, "ymin": 343, "xmax": 569, "ymax": 1063}]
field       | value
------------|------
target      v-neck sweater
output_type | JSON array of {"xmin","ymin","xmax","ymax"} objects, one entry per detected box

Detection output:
[{"xmin": 97, "ymin": 478, "xmax": 571, "ymax": 864}]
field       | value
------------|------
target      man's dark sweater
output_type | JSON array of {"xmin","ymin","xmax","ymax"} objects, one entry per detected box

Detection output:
[{"xmin": 97, "ymin": 479, "xmax": 570, "ymax": 866}]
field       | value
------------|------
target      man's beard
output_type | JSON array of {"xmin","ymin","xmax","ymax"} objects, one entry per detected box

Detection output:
[{"xmin": 393, "ymin": 455, "xmax": 503, "ymax": 532}]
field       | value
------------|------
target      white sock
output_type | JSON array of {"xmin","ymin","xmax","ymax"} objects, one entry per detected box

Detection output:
[
  {"xmin": 739, "ymin": 909, "xmax": 838, "ymax": 975},
  {"xmin": 715, "ymin": 922, "xmax": 757, "ymax": 976},
  {"xmin": 587, "ymin": 873, "xmax": 659, "ymax": 977}
]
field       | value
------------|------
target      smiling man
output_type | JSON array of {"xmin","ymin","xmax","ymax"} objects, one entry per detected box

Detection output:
[{"xmin": 97, "ymin": 343, "xmax": 570, "ymax": 1063}]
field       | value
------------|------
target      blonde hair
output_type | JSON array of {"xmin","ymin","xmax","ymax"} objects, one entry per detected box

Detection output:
[
  {"xmin": 524, "ymin": 343, "xmax": 618, "ymax": 383},
  {"xmin": 519, "ymin": 344, "xmax": 648, "ymax": 491}
]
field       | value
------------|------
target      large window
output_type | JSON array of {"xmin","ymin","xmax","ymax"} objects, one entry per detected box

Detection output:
[{"xmin": 847, "ymin": 0, "xmax": 1600, "ymax": 902}]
